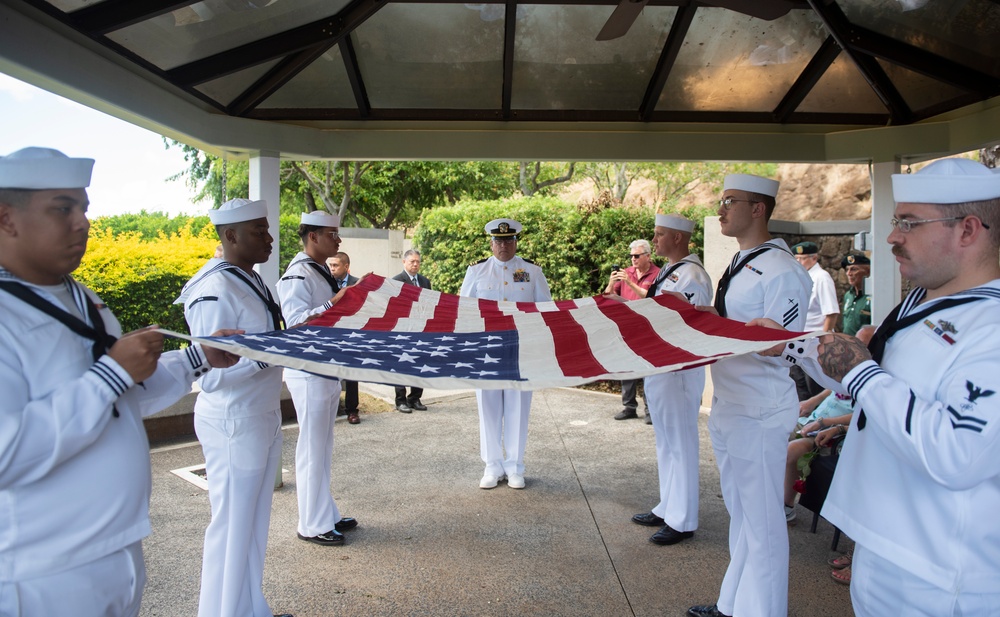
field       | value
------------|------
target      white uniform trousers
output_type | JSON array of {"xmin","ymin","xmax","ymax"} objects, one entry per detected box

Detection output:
[
  {"xmin": 285, "ymin": 373, "xmax": 342, "ymax": 537},
  {"xmin": 851, "ymin": 544, "xmax": 1000, "ymax": 617},
  {"xmin": 477, "ymin": 389, "xmax": 532, "ymax": 477},
  {"xmin": 709, "ymin": 398, "xmax": 797, "ymax": 617},
  {"xmin": 195, "ymin": 409, "xmax": 283, "ymax": 617},
  {"xmin": 646, "ymin": 368, "xmax": 705, "ymax": 532},
  {"xmin": 0, "ymin": 540, "xmax": 145, "ymax": 617}
]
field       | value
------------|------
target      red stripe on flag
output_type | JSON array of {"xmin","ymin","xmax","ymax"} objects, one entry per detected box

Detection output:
[
  {"xmin": 596, "ymin": 301, "xmax": 705, "ymax": 366},
  {"xmin": 425, "ymin": 292, "xmax": 460, "ymax": 333},
  {"xmin": 539, "ymin": 310, "xmax": 606, "ymax": 378},
  {"xmin": 362, "ymin": 282, "xmax": 422, "ymax": 331},
  {"xmin": 652, "ymin": 294, "xmax": 807, "ymax": 342},
  {"xmin": 310, "ymin": 278, "xmax": 378, "ymax": 327},
  {"xmin": 477, "ymin": 298, "xmax": 517, "ymax": 331}
]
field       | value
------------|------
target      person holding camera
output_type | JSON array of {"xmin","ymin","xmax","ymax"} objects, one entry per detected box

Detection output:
[{"xmin": 603, "ymin": 239, "xmax": 660, "ymax": 421}]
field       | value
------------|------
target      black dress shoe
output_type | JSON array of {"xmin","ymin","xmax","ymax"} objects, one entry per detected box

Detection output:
[
  {"xmin": 631, "ymin": 512, "xmax": 665, "ymax": 527},
  {"xmin": 297, "ymin": 529, "xmax": 344, "ymax": 546},
  {"xmin": 408, "ymin": 399, "xmax": 427, "ymax": 411},
  {"xmin": 687, "ymin": 604, "xmax": 729, "ymax": 617},
  {"xmin": 614, "ymin": 409, "xmax": 638, "ymax": 420},
  {"xmin": 396, "ymin": 402, "xmax": 412, "ymax": 413},
  {"xmin": 650, "ymin": 524, "xmax": 694, "ymax": 545},
  {"xmin": 334, "ymin": 517, "xmax": 358, "ymax": 532}
]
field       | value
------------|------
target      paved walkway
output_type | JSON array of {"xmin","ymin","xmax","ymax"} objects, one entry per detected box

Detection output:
[{"xmin": 142, "ymin": 385, "xmax": 853, "ymax": 617}]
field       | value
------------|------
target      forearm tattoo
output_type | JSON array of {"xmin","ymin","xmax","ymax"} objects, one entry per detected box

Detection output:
[{"xmin": 818, "ymin": 333, "xmax": 873, "ymax": 382}]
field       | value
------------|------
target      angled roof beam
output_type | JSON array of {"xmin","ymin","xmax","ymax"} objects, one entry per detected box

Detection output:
[
  {"xmin": 639, "ymin": 2, "xmax": 696, "ymax": 121},
  {"xmin": 228, "ymin": 43, "xmax": 333, "ymax": 117},
  {"xmin": 773, "ymin": 35, "xmax": 840, "ymax": 123},
  {"xmin": 167, "ymin": 0, "xmax": 387, "ymax": 87},
  {"xmin": 806, "ymin": 0, "xmax": 912, "ymax": 125},
  {"xmin": 69, "ymin": 0, "xmax": 197, "ymax": 35},
  {"xmin": 501, "ymin": 1, "xmax": 517, "ymax": 119},
  {"xmin": 848, "ymin": 25, "xmax": 998, "ymax": 97},
  {"xmin": 339, "ymin": 35, "xmax": 372, "ymax": 118}
]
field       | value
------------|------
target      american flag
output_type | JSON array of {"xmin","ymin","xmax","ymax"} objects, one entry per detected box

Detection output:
[{"xmin": 163, "ymin": 274, "xmax": 810, "ymax": 391}]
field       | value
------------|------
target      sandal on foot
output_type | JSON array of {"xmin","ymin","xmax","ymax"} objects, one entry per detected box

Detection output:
[
  {"xmin": 827, "ymin": 551, "xmax": 853, "ymax": 569},
  {"xmin": 831, "ymin": 566, "xmax": 851, "ymax": 585}
]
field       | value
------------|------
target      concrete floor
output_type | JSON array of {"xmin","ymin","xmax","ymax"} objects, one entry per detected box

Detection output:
[{"xmin": 141, "ymin": 384, "xmax": 853, "ymax": 617}]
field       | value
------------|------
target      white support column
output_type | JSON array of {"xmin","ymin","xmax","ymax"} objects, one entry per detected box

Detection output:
[
  {"xmin": 870, "ymin": 160, "xmax": 901, "ymax": 324},
  {"xmin": 249, "ymin": 151, "xmax": 281, "ymax": 290}
]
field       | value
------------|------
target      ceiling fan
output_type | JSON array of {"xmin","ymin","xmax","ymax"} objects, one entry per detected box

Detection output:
[{"xmin": 596, "ymin": 0, "xmax": 795, "ymax": 41}]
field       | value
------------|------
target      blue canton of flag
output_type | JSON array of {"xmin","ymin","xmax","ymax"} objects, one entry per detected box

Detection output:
[{"xmin": 201, "ymin": 326, "xmax": 525, "ymax": 383}]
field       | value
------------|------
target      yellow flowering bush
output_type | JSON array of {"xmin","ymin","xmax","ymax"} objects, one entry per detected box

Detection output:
[{"xmin": 76, "ymin": 225, "xmax": 219, "ymax": 349}]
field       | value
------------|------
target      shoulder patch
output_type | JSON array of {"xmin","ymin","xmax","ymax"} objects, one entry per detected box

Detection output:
[
  {"xmin": 521, "ymin": 258, "xmax": 536, "ymax": 265},
  {"xmin": 189, "ymin": 296, "xmax": 218, "ymax": 307},
  {"xmin": 471, "ymin": 257, "xmax": 489, "ymax": 266},
  {"xmin": 280, "ymin": 275, "xmax": 306, "ymax": 281}
]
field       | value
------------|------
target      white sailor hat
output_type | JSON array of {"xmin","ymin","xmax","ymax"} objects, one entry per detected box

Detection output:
[
  {"xmin": 723, "ymin": 173, "xmax": 779, "ymax": 198},
  {"xmin": 0, "ymin": 147, "xmax": 94, "ymax": 190},
  {"xmin": 485, "ymin": 218, "xmax": 522, "ymax": 237},
  {"xmin": 893, "ymin": 158, "xmax": 1000, "ymax": 204},
  {"xmin": 301, "ymin": 210, "xmax": 340, "ymax": 227},
  {"xmin": 655, "ymin": 213, "xmax": 695, "ymax": 233},
  {"xmin": 209, "ymin": 198, "xmax": 268, "ymax": 225}
]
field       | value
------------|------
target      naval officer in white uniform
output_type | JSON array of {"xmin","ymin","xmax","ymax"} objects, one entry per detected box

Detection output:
[
  {"xmin": 0, "ymin": 147, "xmax": 238, "ymax": 617},
  {"xmin": 688, "ymin": 174, "xmax": 812, "ymax": 617},
  {"xmin": 277, "ymin": 211, "xmax": 358, "ymax": 546},
  {"xmin": 178, "ymin": 198, "xmax": 292, "ymax": 617},
  {"xmin": 810, "ymin": 159, "xmax": 1000, "ymax": 617},
  {"xmin": 460, "ymin": 218, "xmax": 551, "ymax": 489},
  {"xmin": 630, "ymin": 214, "xmax": 713, "ymax": 546}
]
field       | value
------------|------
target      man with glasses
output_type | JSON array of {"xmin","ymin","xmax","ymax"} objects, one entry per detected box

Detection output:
[
  {"xmin": 392, "ymin": 249, "xmax": 432, "ymax": 413},
  {"xmin": 277, "ymin": 212, "xmax": 358, "ymax": 547},
  {"xmin": 687, "ymin": 175, "xmax": 811, "ymax": 617},
  {"xmin": 461, "ymin": 218, "xmax": 551, "ymax": 490},
  {"xmin": 604, "ymin": 238, "xmax": 660, "ymax": 422},
  {"xmin": 808, "ymin": 158, "xmax": 1000, "ymax": 616}
]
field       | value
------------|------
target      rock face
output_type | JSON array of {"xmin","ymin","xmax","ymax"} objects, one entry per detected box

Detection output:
[
  {"xmin": 562, "ymin": 163, "xmax": 873, "ymax": 222},
  {"xmin": 773, "ymin": 163, "xmax": 871, "ymax": 221}
]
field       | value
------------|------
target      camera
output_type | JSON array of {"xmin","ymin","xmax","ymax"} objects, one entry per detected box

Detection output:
[{"xmin": 611, "ymin": 264, "xmax": 620, "ymax": 272}]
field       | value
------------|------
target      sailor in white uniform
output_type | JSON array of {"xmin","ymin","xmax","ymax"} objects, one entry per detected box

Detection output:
[
  {"xmin": 811, "ymin": 159, "xmax": 1000, "ymax": 616},
  {"xmin": 0, "ymin": 147, "xmax": 237, "ymax": 617},
  {"xmin": 178, "ymin": 198, "xmax": 290, "ymax": 617},
  {"xmin": 276, "ymin": 211, "xmax": 357, "ymax": 546},
  {"xmin": 630, "ymin": 214, "xmax": 713, "ymax": 546},
  {"xmin": 460, "ymin": 218, "xmax": 551, "ymax": 490},
  {"xmin": 688, "ymin": 175, "xmax": 812, "ymax": 617}
]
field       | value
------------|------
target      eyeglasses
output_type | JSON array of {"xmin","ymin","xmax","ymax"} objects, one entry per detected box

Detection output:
[
  {"xmin": 629, "ymin": 253, "xmax": 647, "ymax": 259},
  {"xmin": 492, "ymin": 236, "xmax": 517, "ymax": 244},
  {"xmin": 890, "ymin": 216, "xmax": 967, "ymax": 233},
  {"xmin": 323, "ymin": 231, "xmax": 340, "ymax": 238},
  {"xmin": 718, "ymin": 197, "xmax": 756, "ymax": 210}
]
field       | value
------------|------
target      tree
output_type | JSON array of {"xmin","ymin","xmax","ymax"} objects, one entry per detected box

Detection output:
[{"xmin": 518, "ymin": 162, "xmax": 576, "ymax": 196}]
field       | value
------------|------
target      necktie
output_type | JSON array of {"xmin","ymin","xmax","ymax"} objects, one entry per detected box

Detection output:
[{"xmin": 411, "ymin": 276, "xmax": 418, "ymax": 286}]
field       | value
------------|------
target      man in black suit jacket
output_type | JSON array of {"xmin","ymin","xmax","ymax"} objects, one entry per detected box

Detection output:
[
  {"xmin": 391, "ymin": 249, "xmax": 431, "ymax": 413},
  {"xmin": 328, "ymin": 252, "xmax": 361, "ymax": 423}
]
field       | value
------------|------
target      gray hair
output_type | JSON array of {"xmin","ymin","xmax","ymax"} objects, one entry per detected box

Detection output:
[
  {"xmin": 629, "ymin": 239, "xmax": 651, "ymax": 255},
  {"xmin": 403, "ymin": 249, "xmax": 421, "ymax": 259}
]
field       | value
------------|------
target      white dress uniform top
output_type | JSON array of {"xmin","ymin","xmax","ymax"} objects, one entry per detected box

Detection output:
[
  {"xmin": 646, "ymin": 254, "xmax": 713, "ymax": 533},
  {"xmin": 460, "ymin": 219, "xmax": 551, "ymax": 483},
  {"xmin": 276, "ymin": 247, "xmax": 344, "ymax": 538},
  {"xmin": 0, "ymin": 147, "xmax": 212, "ymax": 617},
  {"xmin": 0, "ymin": 273, "xmax": 212, "ymax": 617},
  {"xmin": 179, "ymin": 200, "xmax": 283, "ymax": 617},
  {"xmin": 709, "ymin": 238, "xmax": 811, "ymax": 617},
  {"xmin": 824, "ymin": 285, "xmax": 1000, "ymax": 614},
  {"xmin": 803, "ymin": 261, "xmax": 839, "ymax": 331}
]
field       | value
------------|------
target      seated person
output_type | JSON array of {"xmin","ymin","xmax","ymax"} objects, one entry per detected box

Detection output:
[{"xmin": 784, "ymin": 327, "xmax": 874, "ymax": 521}]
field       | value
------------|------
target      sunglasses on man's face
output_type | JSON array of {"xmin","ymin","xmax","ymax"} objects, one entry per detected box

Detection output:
[{"xmin": 629, "ymin": 253, "xmax": 647, "ymax": 259}]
